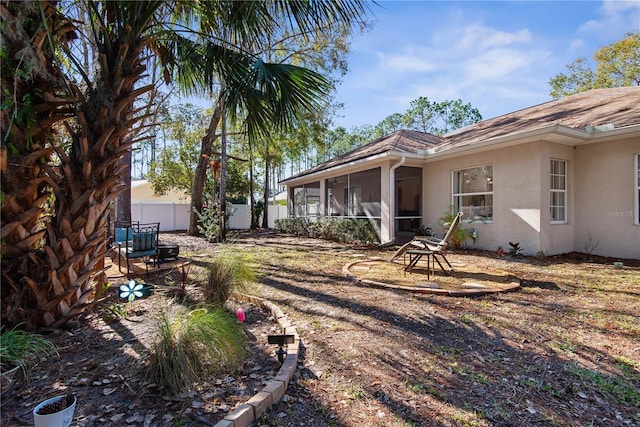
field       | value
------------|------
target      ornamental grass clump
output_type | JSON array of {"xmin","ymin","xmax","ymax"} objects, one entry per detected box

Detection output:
[
  {"xmin": 0, "ymin": 324, "xmax": 57, "ymax": 375},
  {"xmin": 147, "ymin": 306, "xmax": 247, "ymax": 394},
  {"xmin": 203, "ymin": 254, "xmax": 254, "ymax": 307}
]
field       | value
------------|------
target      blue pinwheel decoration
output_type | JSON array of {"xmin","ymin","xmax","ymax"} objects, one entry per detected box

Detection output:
[{"xmin": 120, "ymin": 280, "xmax": 143, "ymax": 302}]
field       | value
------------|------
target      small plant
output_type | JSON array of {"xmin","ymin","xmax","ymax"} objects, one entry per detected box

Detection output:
[
  {"xmin": 508, "ymin": 242, "xmax": 523, "ymax": 256},
  {"xmin": 438, "ymin": 207, "xmax": 477, "ymax": 249},
  {"xmin": 414, "ymin": 224, "xmax": 433, "ymax": 236},
  {"xmin": 535, "ymin": 250, "xmax": 546, "ymax": 260},
  {"xmin": 0, "ymin": 324, "xmax": 57, "ymax": 376},
  {"xmin": 198, "ymin": 202, "xmax": 236, "ymax": 242},
  {"xmin": 106, "ymin": 303, "xmax": 128, "ymax": 321},
  {"xmin": 197, "ymin": 206, "xmax": 222, "ymax": 242},
  {"xmin": 147, "ymin": 306, "xmax": 247, "ymax": 393},
  {"xmin": 584, "ymin": 232, "xmax": 599, "ymax": 258},
  {"xmin": 202, "ymin": 254, "xmax": 254, "ymax": 307}
]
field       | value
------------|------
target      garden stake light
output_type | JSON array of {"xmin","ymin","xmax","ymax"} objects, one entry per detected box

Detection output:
[{"xmin": 267, "ymin": 334, "xmax": 295, "ymax": 364}]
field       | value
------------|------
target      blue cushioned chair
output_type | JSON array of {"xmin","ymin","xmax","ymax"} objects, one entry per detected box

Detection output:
[{"xmin": 116, "ymin": 222, "xmax": 160, "ymax": 274}]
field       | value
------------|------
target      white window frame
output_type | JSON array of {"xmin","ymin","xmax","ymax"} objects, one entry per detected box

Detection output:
[
  {"xmin": 452, "ymin": 164, "xmax": 493, "ymax": 222},
  {"xmin": 550, "ymin": 159, "xmax": 567, "ymax": 224},
  {"xmin": 633, "ymin": 153, "xmax": 640, "ymax": 225}
]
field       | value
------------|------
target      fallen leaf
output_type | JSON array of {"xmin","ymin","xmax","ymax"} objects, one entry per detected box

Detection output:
[
  {"xmin": 103, "ymin": 387, "xmax": 116, "ymax": 396},
  {"xmin": 110, "ymin": 413, "xmax": 125, "ymax": 422}
]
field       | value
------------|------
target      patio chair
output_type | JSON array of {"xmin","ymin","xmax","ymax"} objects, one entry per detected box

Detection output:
[
  {"xmin": 112, "ymin": 221, "xmax": 138, "ymax": 247},
  {"xmin": 391, "ymin": 211, "xmax": 463, "ymax": 273},
  {"xmin": 115, "ymin": 222, "xmax": 160, "ymax": 274}
]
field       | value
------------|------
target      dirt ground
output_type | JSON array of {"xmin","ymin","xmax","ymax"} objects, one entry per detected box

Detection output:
[{"xmin": 1, "ymin": 230, "xmax": 639, "ymax": 427}]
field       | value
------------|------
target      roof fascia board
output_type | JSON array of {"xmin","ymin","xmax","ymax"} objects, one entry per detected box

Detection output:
[{"xmin": 581, "ymin": 123, "xmax": 640, "ymax": 144}]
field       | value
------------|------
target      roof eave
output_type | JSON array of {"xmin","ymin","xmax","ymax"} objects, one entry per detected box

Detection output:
[
  {"xmin": 280, "ymin": 149, "xmax": 433, "ymax": 186},
  {"xmin": 424, "ymin": 124, "xmax": 589, "ymax": 161}
]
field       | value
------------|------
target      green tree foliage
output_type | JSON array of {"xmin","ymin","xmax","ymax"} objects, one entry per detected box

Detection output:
[
  {"xmin": 147, "ymin": 104, "xmax": 249, "ymax": 204},
  {"xmin": 373, "ymin": 113, "xmax": 404, "ymax": 139},
  {"xmin": 308, "ymin": 97, "xmax": 482, "ymax": 169},
  {"xmin": 178, "ymin": 1, "xmax": 373, "ymax": 235},
  {"xmin": 402, "ymin": 97, "xmax": 482, "ymax": 135},
  {"xmin": 147, "ymin": 104, "xmax": 206, "ymax": 198},
  {"xmin": 549, "ymin": 32, "xmax": 640, "ymax": 98}
]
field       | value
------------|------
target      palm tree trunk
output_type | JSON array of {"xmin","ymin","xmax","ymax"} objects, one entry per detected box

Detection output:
[{"xmin": 0, "ymin": 1, "xmax": 76, "ymax": 328}]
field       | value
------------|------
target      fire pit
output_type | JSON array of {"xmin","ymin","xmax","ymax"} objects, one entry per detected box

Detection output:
[{"xmin": 157, "ymin": 241, "xmax": 180, "ymax": 261}]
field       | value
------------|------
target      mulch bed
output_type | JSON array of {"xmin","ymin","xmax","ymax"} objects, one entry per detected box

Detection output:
[{"xmin": 1, "ymin": 266, "xmax": 282, "ymax": 426}]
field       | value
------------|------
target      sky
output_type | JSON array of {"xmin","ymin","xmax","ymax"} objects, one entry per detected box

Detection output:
[{"xmin": 331, "ymin": 0, "xmax": 640, "ymax": 129}]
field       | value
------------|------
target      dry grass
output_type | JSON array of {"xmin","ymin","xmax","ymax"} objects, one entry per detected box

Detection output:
[
  {"xmin": 348, "ymin": 258, "xmax": 518, "ymax": 292},
  {"xmin": 228, "ymin": 231, "xmax": 640, "ymax": 427}
]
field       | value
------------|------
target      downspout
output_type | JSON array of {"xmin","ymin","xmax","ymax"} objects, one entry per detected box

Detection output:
[{"xmin": 389, "ymin": 155, "xmax": 406, "ymax": 243}]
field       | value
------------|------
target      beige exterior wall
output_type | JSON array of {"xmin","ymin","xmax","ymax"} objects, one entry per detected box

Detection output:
[
  {"xmin": 424, "ymin": 142, "xmax": 549, "ymax": 255},
  {"xmin": 542, "ymin": 142, "xmax": 575, "ymax": 255},
  {"xmin": 574, "ymin": 136, "xmax": 640, "ymax": 259}
]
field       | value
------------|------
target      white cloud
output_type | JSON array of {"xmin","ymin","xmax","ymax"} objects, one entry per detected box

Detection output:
[
  {"xmin": 376, "ymin": 49, "xmax": 436, "ymax": 73},
  {"xmin": 578, "ymin": 0, "xmax": 640, "ymax": 38},
  {"xmin": 569, "ymin": 38, "xmax": 586, "ymax": 50},
  {"xmin": 464, "ymin": 48, "xmax": 540, "ymax": 81},
  {"xmin": 457, "ymin": 26, "xmax": 533, "ymax": 51}
]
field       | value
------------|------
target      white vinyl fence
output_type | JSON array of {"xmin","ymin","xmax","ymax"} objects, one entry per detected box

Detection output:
[{"xmin": 131, "ymin": 202, "xmax": 287, "ymax": 231}]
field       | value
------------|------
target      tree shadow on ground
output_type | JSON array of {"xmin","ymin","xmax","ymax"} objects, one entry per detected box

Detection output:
[{"xmin": 254, "ymin": 252, "xmax": 637, "ymax": 426}]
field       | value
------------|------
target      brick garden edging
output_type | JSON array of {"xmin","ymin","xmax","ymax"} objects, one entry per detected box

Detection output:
[{"xmin": 213, "ymin": 293, "xmax": 300, "ymax": 427}]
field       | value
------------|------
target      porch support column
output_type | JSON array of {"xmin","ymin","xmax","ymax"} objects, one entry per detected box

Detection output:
[
  {"xmin": 319, "ymin": 179, "xmax": 326, "ymax": 217},
  {"xmin": 388, "ymin": 156, "xmax": 406, "ymax": 243},
  {"xmin": 380, "ymin": 164, "xmax": 391, "ymax": 243},
  {"xmin": 287, "ymin": 187, "xmax": 294, "ymax": 217}
]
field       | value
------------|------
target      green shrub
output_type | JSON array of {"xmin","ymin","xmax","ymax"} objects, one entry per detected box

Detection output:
[
  {"xmin": 0, "ymin": 324, "xmax": 57, "ymax": 375},
  {"xmin": 202, "ymin": 254, "xmax": 254, "ymax": 307},
  {"xmin": 275, "ymin": 217, "xmax": 379, "ymax": 244},
  {"xmin": 197, "ymin": 202, "xmax": 235, "ymax": 242},
  {"xmin": 147, "ymin": 306, "xmax": 247, "ymax": 393}
]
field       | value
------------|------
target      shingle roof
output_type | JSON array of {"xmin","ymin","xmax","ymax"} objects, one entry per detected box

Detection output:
[
  {"xmin": 437, "ymin": 86, "xmax": 640, "ymax": 152},
  {"xmin": 283, "ymin": 129, "xmax": 442, "ymax": 181},
  {"xmin": 283, "ymin": 87, "xmax": 640, "ymax": 183}
]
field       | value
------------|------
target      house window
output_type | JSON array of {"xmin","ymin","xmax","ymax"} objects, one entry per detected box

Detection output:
[
  {"xmin": 636, "ymin": 154, "xmax": 640, "ymax": 225},
  {"xmin": 550, "ymin": 159, "xmax": 567, "ymax": 223},
  {"xmin": 452, "ymin": 165, "xmax": 493, "ymax": 221}
]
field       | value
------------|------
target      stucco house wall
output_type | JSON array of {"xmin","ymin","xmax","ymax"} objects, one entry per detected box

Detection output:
[
  {"xmin": 542, "ymin": 141, "xmax": 575, "ymax": 256},
  {"xmin": 423, "ymin": 143, "xmax": 546, "ymax": 255},
  {"xmin": 573, "ymin": 136, "xmax": 640, "ymax": 259}
]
